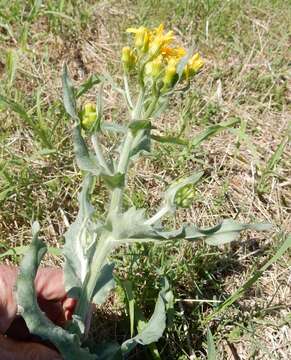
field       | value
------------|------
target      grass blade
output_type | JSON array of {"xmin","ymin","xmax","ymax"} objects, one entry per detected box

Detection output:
[{"xmin": 203, "ymin": 233, "xmax": 291, "ymax": 323}]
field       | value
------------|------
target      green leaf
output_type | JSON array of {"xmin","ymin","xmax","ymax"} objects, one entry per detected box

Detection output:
[
  {"xmin": 63, "ymin": 175, "xmax": 99, "ymax": 298},
  {"xmin": 6, "ymin": 48, "xmax": 18, "ymax": 86},
  {"xmin": 176, "ymin": 47, "xmax": 193, "ymax": 80},
  {"xmin": 102, "ymin": 172, "xmax": 125, "ymax": 189},
  {"xmin": 0, "ymin": 94, "xmax": 34, "ymax": 127},
  {"xmin": 120, "ymin": 280, "xmax": 135, "ymax": 337},
  {"xmin": 73, "ymin": 125, "xmax": 102, "ymax": 175},
  {"xmin": 129, "ymin": 120, "xmax": 151, "ymax": 135},
  {"xmin": 101, "ymin": 122, "xmax": 126, "ymax": 134},
  {"xmin": 151, "ymin": 134, "xmax": 188, "ymax": 146},
  {"xmin": 191, "ymin": 118, "xmax": 240, "ymax": 148},
  {"xmin": 76, "ymin": 74, "xmax": 101, "ymax": 98},
  {"xmin": 207, "ymin": 329, "xmax": 217, "ymax": 360},
  {"xmin": 185, "ymin": 219, "xmax": 271, "ymax": 245},
  {"xmin": 121, "ymin": 278, "xmax": 172, "ymax": 354},
  {"xmin": 16, "ymin": 222, "xmax": 95, "ymax": 360},
  {"xmin": 92, "ymin": 263, "xmax": 115, "ymax": 305},
  {"xmin": 62, "ymin": 64, "xmax": 78, "ymax": 120},
  {"xmin": 109, "ymin": 207, "xmax": 152, "ymax": 241}
]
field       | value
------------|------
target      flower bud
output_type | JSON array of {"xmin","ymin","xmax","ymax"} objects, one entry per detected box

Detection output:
[
  {"xmin": 184, "ymin": 53, "xmax": 204, "ymax": 78},
  {"xmin": 174, "ymin": 184, "xmax": 196, "ymax": 208},
  {"xmin": 145, "ymin": 55, "xmax": 163, "ymax": 79},
  {"xmin": 81, "ymin": 102, "xmax": 97, "ymax": 130},
  {"xmin": 122, "ymin": 47, "xmax": 136, "ymax": 71}
]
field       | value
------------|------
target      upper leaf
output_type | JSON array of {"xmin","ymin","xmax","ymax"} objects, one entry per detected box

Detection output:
[{"xmin": 62, "ymin": 64, "xmax": 78, "ymax": 121}]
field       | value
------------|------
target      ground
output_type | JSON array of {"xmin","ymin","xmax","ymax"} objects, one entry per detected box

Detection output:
[{"xmin": 0, "ymin": 0, "xmax": 290, "ymax": 359}]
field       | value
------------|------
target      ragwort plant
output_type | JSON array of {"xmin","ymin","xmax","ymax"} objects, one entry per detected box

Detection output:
[{"xmin": 16, "ymin": 24, "xmax": 270, "ymax": 359}]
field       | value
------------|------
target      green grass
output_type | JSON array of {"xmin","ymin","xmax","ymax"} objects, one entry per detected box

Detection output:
[{"xmin": 0, "ymin": 0, "xmax": 290, "ymax": 358}]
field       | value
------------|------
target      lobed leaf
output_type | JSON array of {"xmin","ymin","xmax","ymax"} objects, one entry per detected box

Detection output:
[{"xmin": 16, "ymin": 222, "xmax": 96, "ymax": 360}]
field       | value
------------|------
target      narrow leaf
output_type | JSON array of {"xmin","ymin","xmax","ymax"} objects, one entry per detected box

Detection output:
[
  {"xmin": 62, "ymin": 64, "xmax": 78, "ymax": 120},
  {"xmin": 121, "ymin": 278, "xmax": 172, "ymax": 354},
  {"xmin": 207, "ymin": 329, "xmax": 217, "ymax": 360}
]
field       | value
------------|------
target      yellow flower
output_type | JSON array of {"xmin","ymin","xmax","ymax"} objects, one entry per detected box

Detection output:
[
  {"xmin": 185, "ymin": 53, "xmax": 204, "ymax": 78},
  {"xmin": 163, "ymin": 63, "xmax": 177, "ymax": 89},
  {"xmin": 126, "ymin": 26, "xmax": 150, "ymax": 52},
  {"xmin": 161, "ymin": 46, "xmax": 186, "ymax": 60},
  {"xmin": 145, "ymin": 55, "xmax": 163, "ymax": 79},
  {"xmin": 122, "ymin": 46, "xmax": 136, "ymax": 71},
  {"xmin": 148, "ymin": 24, "xmax": 174, "ymax": 56},
  {"xmin": 81, "ymin": 103, "xmax": 97, "ymax": 130}
]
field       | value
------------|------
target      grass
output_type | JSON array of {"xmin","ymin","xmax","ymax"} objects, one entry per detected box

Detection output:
[{"xmin": 0, "ymin": 0, "xmax": 290, "ymax": 358}]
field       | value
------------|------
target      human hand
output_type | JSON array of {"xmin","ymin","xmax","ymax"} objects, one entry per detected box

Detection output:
[{"xmin": 0, "ymin": 265, "xmax": 77, "ymax": 360}]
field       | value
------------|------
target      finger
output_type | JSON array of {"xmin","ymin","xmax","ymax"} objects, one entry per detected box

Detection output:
[
  {"xmin": 35, "ymin": 268, "xmax": 66, "ymax": 301},
  {"xmin": 0, "ymin": 335, "xmax": 62, "ymax": 360},
  {"xmin": 0, "ymin": 266, "xmax": 18, "ymax": 334}
]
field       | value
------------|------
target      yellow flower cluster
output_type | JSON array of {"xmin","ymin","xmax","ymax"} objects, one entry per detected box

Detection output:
[{"xmin": 122, "ymin": 24, "xmax": 204, "ymax": 90}]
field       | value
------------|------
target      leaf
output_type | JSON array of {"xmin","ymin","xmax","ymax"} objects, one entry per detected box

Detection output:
[
  {"xmin": 185, "ymin": 219, "xmax": 271, "ymax": 245},
  {"xmin": 163, "ymin": 172, "xmax": 204, "ymax": 211},
  {"xmin": 101, "ymin": 122, "xmax": 126, "ymax": 134},
  {"xmin": 6, "ymin": 49, "xmax": 18, "ymax": 86},
  {"xmin": 102, "ymin": 172, "xmax": 125, "ymax": 189},
  {"xmin": 207, "ymin": 329, "xmax": 217, "ymax": 360},
  {"xmin": 76, "ymin": 74, "xmax": 101, "ymax": 98},
  {"xmin": 130, "ymin": 129, "xmax": 151, "ymax": 159},
  {"xmin": 176, "ymin": 47, "xmax": 194, "ymax": 80},
  {"xmin": 92, "ymin": 263, "xmax": 115, "ymax": 305},
  {"xmin": 203, "ymin": 233, "xmax": 291, "ymax": 324},
  {"xmin": 63, "ymin": 175, "xmax": 98, "ymax": 298},
  {"xmin": 62, "ymin": 64, "xmax": 78, "ymax": 120},
  {"xmin": 257, "ymin": 136, "xmax": 288, "ymax": 194},
  {"xmin": 191, "ymin": 118, "xmax": 240, "ymax": 148},
  {"xmin": 73, "ymin": 125, "xmax": 102, "ymax": 175},
  {"xmin": 151, "ymin": 134, "xmax": 188, "ymax": 146},
  {"xmin": 120, "ymin": 280, "xmax": 135, "ymax": 337},
  {"xmin": 0, "ymin": 94, "xmax": 34, "ymax": 127},
  {"xmin": 0, "ymin": 245, "xmax": 62, "ymax": 259},
  {"xmin": 109, "ymin": 207, "xmax": 153, "ymax": 241},
  {"xmin": 121, "ymin": 278, "xmax": 172, "ymax": 354},
  {"xmin": 129, "ymin": 120, "xmax": 151, "ymax": 135},
  {"xmin": 16, "ymin": 222, "xmax": 95, "ymax": 360}
]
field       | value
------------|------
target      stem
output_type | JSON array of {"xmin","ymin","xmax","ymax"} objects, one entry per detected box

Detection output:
[
  {"xmin": 91, "ymin": 134, "xmax": 111, "ymax": 174},
  {"xmin": 108, "ymin": 88, "xmax": 145, "ymax": 215},
  {"xmin": 74, "ymin": 237, "xmax": 113, "ymax": 323},
  {"xmin": 123, "ymin": 74, "xmax": 133, "ymax": 109},
  {"xmin": 145, "ymin": 94, "xmax": 159, "ymax": 119},
  {"xmin": 144, "ymin": 206, "xmax": 169, "ymax": 226}
]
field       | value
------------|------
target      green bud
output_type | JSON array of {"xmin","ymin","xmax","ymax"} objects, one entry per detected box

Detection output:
[{"xmin": 174, "ymin": 184, "xmax": 195, "ymax": 208}]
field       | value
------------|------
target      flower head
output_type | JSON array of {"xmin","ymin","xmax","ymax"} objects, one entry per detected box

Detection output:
[
  {"xmin": 148, "ymin": 24, "xmax": 174, "ymax": 56},
  {"xmin": 185, "ymin": 53, "xmax": 204, "ymax": 78},
  {"xmin": 81, "ymin": 103, "xmax": 97, "ymax": 130},
  {"xmin": 126, "ymin": 26, "xmax": 150, "ymax": 52},
  {"xmin": 145, "ymin": 55, "xmax": 163, "ymax": 79}
]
